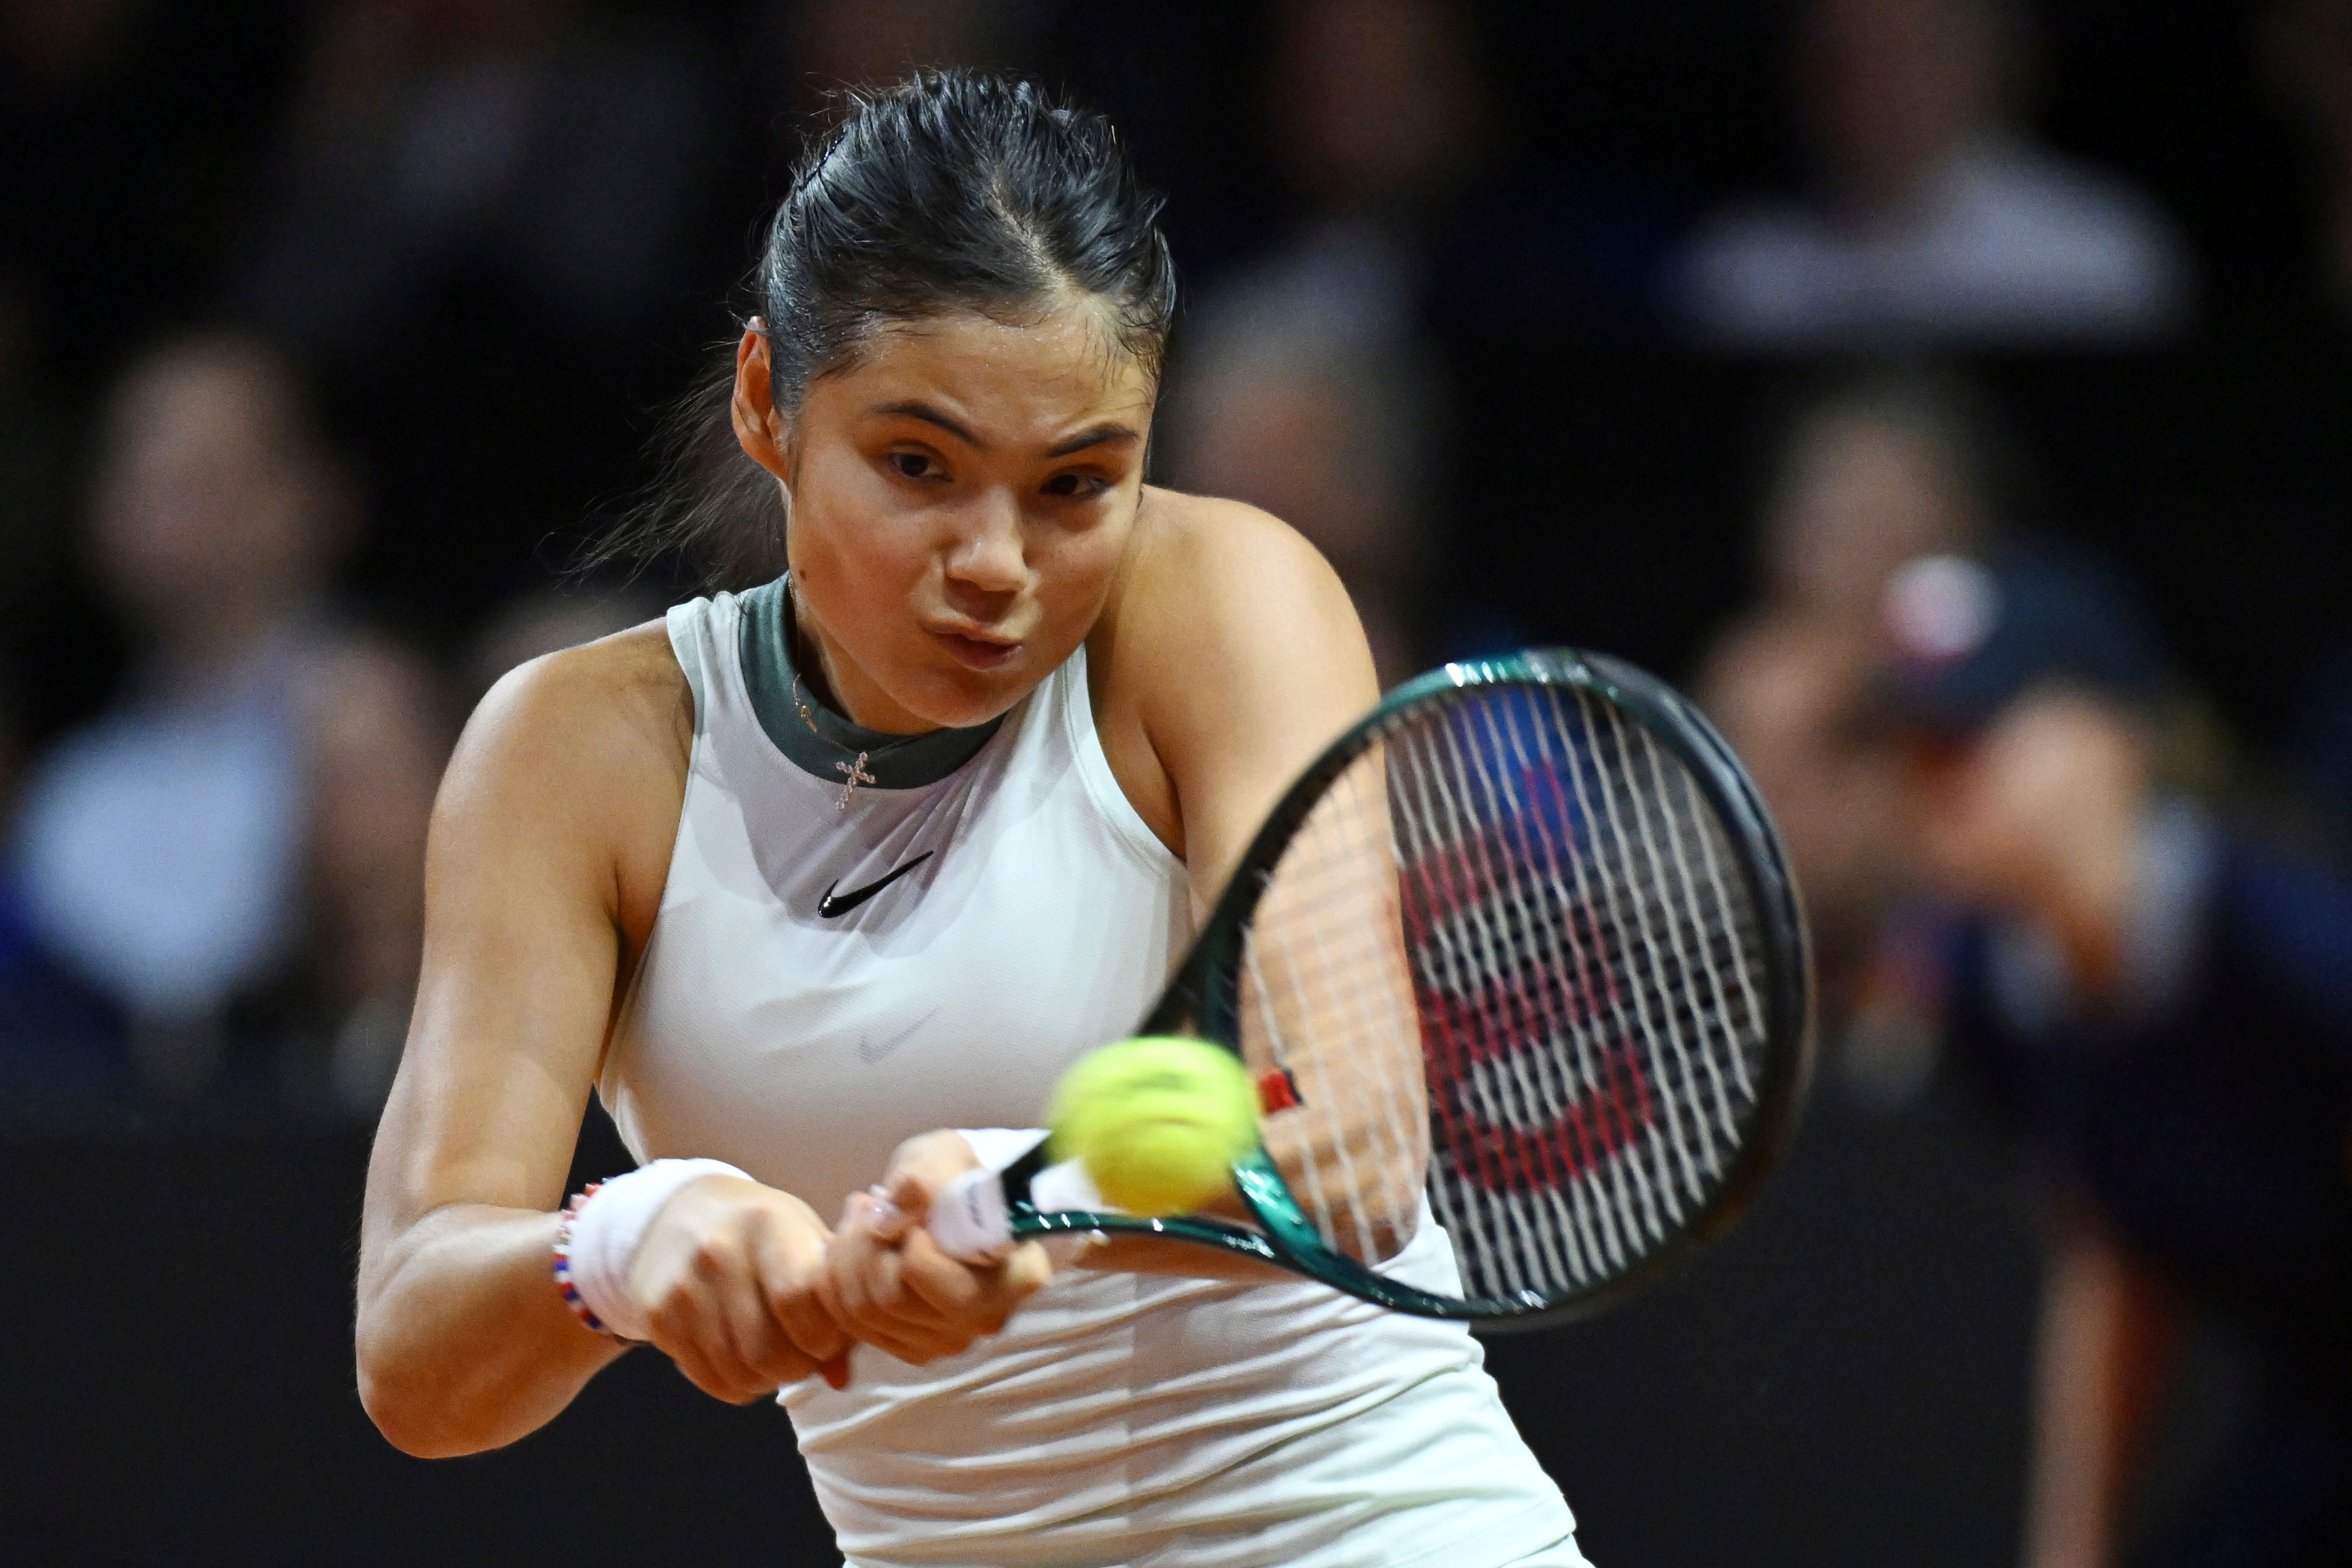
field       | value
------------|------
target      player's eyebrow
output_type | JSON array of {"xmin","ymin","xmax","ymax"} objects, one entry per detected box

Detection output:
[
  {"xmin": 872, "ymin": 402, "xmax": 1141, "ymax": 460},
  {"xmin": 872, "ymin": 400, "xmax": 983, "ymax": 449},
  {"xmin": 1044, "ymin": 423, "xmax": 1141, "ymax": 458}
]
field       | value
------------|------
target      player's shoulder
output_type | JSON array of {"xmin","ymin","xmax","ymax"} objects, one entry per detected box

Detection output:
[
  {"xmin": 1097, "ymin": 485, "xmax": 1375, "ymax": 744},
  {"xmin": 1113, "ymin": 486, "xmax": 1354, "ymax": 649},
  {"xmin": 1128, "ymin": 485, "xmax": 1338, "ymax": 593},
  {"xmin": 479, "ymin": 617, "xmax": 685, "ymax": 732},
  {"xmin": 449, "ymin": 618, "xmax": 691, "ymax": 816}
]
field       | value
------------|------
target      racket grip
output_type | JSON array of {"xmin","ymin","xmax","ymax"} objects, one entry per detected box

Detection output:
[
  {"xmin": 930, "ymin": 1167, "xmax": 1014, "ymax": 1262},
  {"xmin": 930, "ymin": 1160, "xmax": 1113, "ymax": 1263}
]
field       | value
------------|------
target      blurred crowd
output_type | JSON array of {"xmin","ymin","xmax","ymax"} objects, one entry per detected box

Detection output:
[
  {"xmin": 6, "ymin": 1, "xmax": 2352, "ymax": 1562},
  {"xmin": 1704, "ymin": 367, "xmax": 2352, "ymax": 1567}
]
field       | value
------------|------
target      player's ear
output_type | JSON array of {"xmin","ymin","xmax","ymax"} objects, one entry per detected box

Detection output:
[{"xmin": 732, "ymin": 320, "xmax": 793, "ymax": 480}]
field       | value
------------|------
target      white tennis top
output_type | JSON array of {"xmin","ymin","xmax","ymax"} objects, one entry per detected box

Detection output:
[{"xmin": 603, "ymin": 587, "xmax": 1581, "ymax": 1568}]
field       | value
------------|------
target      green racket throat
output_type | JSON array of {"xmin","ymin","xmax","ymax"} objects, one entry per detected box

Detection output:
[{"xmin": 995, "ymin": 1143, "xmax": 1549, "ymax": 1322}]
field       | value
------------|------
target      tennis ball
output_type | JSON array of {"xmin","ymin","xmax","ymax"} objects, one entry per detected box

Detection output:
[{"xmin": 1048, "ymin": 1036, "xmax": 1259, "ymax": 1217}]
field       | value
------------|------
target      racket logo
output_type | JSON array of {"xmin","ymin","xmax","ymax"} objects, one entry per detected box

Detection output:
[
  {"xmin": 1398, "ymin": 760, "xmax": 1659, "ymax": 1198},
  {"xmin": 1428, "ymin": 1039, "xmax": 1655, "ymax": 1195}
]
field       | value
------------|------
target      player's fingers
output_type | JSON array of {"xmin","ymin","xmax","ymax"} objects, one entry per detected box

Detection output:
[
  {"xmin": 965, "ymin": 1241, "xmax": 1054, "ymax": 1336},
  {"xmin": 900, "ymin": 1230, "xmax": 1049, "ymax": 1338},
  {"xmin": 768, "ymin": 1287, "xmax": 853, "ymax": 1371},
  {"xmin": 820, "ymin": 1197, "xmax": 922, "ymax": 1335},
  {"xmin": 648, "ymin": 1283, "xmax": 770, "ymax": 1405},
  {"xmin": 841, "ymin": 1279, "xmax": 962, "ymax": 1363},
  {"xmin": 856, "ymin": 1228, "xmax": 974, "ymax": 1344},
  {"xmin": 817, "ymin": 1199, "xmax": 882, "ymax": 1318},
  {"xmin": 860, "ymin": 1185, "xmax": 911, "ymax": 1243},
  {"xmin": 816, "ymin": 1195, "xmax": 984, "ymax": 1365},
  {"xmin": 897, "ymin": 1229, "xmax": 987, "ymax": 1318},
  {"xmin": 1004, "ymin": 1239, "xmax": 1053, "ymax": 1297},
  {"xmin": 753, "ymin": 1211, "xmax": 851, "ymax": 1370},
  {"xmin": 721, "ymin": 1249, "xmax": 831, "ymax": 1394},
  {"xmin": 880, "ymin": 1130, "xmax": 983, "ymax": 1224},
  {"xmin": 674, "ymin": 1353, "xmax": 771, "ymax": 1405},
  {"xmin": 689, "ymin": 1225, "xmax": 790, "ymax": 1395}
]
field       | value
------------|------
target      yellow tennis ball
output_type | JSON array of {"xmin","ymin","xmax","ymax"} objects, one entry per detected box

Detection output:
[{"xmin": 1047, "ymin": 1036, "xmax": 1259, "ymax": 1217}]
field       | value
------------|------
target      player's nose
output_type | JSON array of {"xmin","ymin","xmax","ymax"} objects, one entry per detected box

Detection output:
[{"xmin": 942, "ymin": 491, "xmax": 1026, "ymax": 597}]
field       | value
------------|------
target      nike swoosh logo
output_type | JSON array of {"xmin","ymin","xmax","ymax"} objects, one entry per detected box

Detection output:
[{"xmin": 817, "ymin": 852, "xmax": 934, "ymax": 918}]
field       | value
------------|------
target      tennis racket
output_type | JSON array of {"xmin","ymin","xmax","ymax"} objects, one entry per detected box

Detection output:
[{"xmin": 934, "ymin": 649, "xmax": 1814, "ymax": 1330}]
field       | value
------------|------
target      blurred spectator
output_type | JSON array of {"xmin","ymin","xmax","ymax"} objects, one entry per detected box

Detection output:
[
  {"xmin": 1677, "ymin": 0, "xmax": 2193, "ymax": 348},
  {"xmin": 2264, "ymin": 0, "xmax": 2352, "ymax": 319},
  {"xmin": 7, "ymin": 334, "xmax": 441, "ymax": 1117},
  {"xmin": 1742, "ymin": 369, "xmax": 2010, "ymax": 631},
  {"xmin": 1160, "ymin": 0, "xmax": 1478, "ymax": 683},
  {"xmin": 1269, "ymin": 0, "xmax": 1480, "ymax": 232},
  {"xmin": 234, "ymin": 0, "xmax": 719, "ymax": 367},
  {"xmin": 1881, "ymin": 549, "xmax": 2352, "ymax": 1568},
  {"xmin": 1226, "ymin": 0, "xmax": 1480, "ymax": 339},
  {"xmin": 1700, "ymin": 370, "xmax": 2004, "ymax": 1026},
  {"xmin": 1159, "ymin": 304, "xmax": 1445, "ymax": 689}
]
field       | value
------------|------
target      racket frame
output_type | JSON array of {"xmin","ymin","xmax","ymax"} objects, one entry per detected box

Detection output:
[{"xmin": 1003, "ymin": 649, "xmax": 1815, "ymax": 1328}]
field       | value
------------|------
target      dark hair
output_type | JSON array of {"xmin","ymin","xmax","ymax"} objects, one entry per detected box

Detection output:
[{"xmin": 593, "ymin": 70, "xmax": 1177, "ymax": 589}]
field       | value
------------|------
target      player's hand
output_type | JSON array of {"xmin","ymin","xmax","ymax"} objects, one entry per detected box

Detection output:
[
  {"xmin": 629, "ymin": 1174, "xmax": 855, "ymax": 1401},
  {"xmin": 818, "ymin": 1131, "xmax": 1052, "ymax": 1365}
]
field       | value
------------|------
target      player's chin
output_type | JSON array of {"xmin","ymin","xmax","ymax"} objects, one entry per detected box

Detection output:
[{"xmin": 905, "ymin": 654, "xmax": 1035, "ymax": 729}]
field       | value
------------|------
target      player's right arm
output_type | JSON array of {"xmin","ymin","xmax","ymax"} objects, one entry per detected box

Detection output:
[{"xmin": 355, "ymin": 626, "xmax": 848, "ymax": 1458}]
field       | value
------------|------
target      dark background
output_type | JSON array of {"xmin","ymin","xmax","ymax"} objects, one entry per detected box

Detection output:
[
  {"xmin": 6, "ymin": 0, "xmax": 2347, "ymax": 741},
  {"xmin": 5, "ymin": 1, "xmax": 2345, "ymax": 1563}
]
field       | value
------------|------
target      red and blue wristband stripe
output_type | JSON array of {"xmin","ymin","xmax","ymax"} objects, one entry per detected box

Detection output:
[{"xmin": 552, "ymin": 1182, "xmax": 612, "ymax": 1336}]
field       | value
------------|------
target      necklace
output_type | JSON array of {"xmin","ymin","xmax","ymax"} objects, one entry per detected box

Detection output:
[{"xmin": 792, "ymin": 672, "xmax": 923, "ymax": 810}]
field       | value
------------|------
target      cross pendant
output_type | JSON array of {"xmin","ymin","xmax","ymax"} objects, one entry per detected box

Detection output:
[{"xmin": 834, "ymin": 751, "xmax": 876, "ymax": 810}]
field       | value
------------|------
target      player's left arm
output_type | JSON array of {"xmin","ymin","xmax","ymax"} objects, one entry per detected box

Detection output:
[
  {"xmin": 1114, "ymin": 489, "xmax": 1381, "ymax": 915},
  {"xmin": 1057, "ymin": 492, "xmax": 1403, "ymax": 1272}
]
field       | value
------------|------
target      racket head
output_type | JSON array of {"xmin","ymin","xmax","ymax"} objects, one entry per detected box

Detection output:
[{"xmin": 1147, "ymin": 649, "xmax": 1816, "ymax": 1328}]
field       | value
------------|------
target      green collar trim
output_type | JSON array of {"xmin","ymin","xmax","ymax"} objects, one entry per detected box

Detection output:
[{"xmin": 737, "ymin": 576, "xmax": 1006, "ymax": 790}]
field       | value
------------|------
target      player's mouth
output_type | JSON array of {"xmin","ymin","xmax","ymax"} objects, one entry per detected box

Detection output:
[{"xmin": 928, "ymin": 625, "xmax": 1021, "ymax": 670}]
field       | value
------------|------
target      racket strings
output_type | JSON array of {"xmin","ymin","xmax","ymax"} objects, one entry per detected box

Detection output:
[
  {"xmin": 1237, "ymin": 681, "xmax": 1773, "ymax": 1306},
  {"xmin": 1236, "ymin": 755, "xmax": 1429, "ymax": 1265}
]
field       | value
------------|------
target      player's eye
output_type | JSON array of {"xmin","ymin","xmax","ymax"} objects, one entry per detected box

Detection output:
[
  {"xmin": 888, "ymin": 451, "xmax": 942, "ymax": 481},
  {"xmin": 1041, "ymin": 471, "xmax": 1110, "ymax": 499}
]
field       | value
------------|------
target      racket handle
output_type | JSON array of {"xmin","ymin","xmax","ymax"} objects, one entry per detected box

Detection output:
[
  {"xmin": 930, "ymin": 1167, "xmax": 1013, "ymax": 1262},
  {"xmin": 931, "ymin": 1159, "xmax": 1111, "ymax": 1263}
]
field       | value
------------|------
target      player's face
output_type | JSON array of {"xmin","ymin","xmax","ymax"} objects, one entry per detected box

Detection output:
[{"xmin": 752, "ymin": 300, "xmax": 1155, "ymax": 733}]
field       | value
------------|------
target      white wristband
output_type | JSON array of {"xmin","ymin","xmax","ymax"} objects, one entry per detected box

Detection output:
[{"xmin": 566, "ymin": 1157, "xmax": 750, "ymax": 1341}]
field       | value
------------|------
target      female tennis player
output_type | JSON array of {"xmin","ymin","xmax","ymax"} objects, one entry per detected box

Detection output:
[{"xmin": 356, "ymin": 70, "xmax": 1584, "ymax": 1568}]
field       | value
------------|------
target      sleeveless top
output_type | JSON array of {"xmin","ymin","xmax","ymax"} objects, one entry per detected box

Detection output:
[{"xmin": 604, "ymin": 582, "xmax": 1581, "ymax": 1568}]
